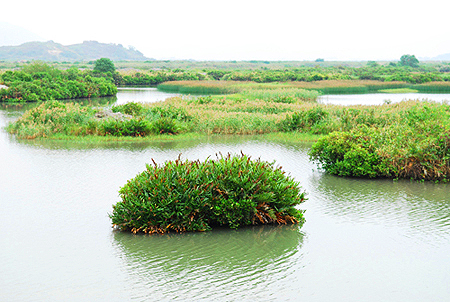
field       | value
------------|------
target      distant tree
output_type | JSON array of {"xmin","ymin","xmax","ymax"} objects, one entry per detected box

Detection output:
[
  {"xmin": 93, "ymin": 58, "xmax": 116, "ymax": 73},
  {"xmin": 367, "ymin": 61, "xmax": 379, "ymax": 67},
  {"xmin": 315, "ymin": 58, "xmax": 325, "ymax": 62},
  {"xmin": 399, "ymin": 54, "xmax": 419, "ymax": 68}
]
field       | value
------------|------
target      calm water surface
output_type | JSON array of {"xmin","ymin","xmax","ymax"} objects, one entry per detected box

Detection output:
[{"xmin": 1, "ymin": 91, "xmax": 450, "ymax": 301}]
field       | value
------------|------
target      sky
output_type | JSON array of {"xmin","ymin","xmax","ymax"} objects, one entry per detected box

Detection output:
[{"xmin": 2, "ymin": 0, "xmax": 450, "ymax": 61}]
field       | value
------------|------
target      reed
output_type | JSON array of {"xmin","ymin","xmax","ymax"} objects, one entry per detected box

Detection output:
[
  {"xmin": 415, "ymin": 82, "xmax": 450, "ymax": 92},
  {"xmin": 240, "ymin": 88, "xmax": 319, "ymax": 103},
  {"xmin": 157, "ymin": 81, "xmax": 241, "ymax": 94}
]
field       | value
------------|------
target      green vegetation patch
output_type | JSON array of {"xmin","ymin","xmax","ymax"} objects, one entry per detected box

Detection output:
[
  {"xmin": 309, "ymin": 101, "xmax": 450, "ymax": 181},
  {"xmin": 0, "ymin": 62, "xmax": 117, "ymax": 102},
  {"xmin": 110, "ymin": 153, "xmax": 306, "ymax": 233},
  {"xmin": 378, "ymin": 88, "xmax": 419, "ymax": 93},
  {"xmin": 7, "ymin": 100, "xmax": 192, "ymax": 138},
  {"xmin": 157, "ymin": 80, "xmax": 240, "ymax": 94}
]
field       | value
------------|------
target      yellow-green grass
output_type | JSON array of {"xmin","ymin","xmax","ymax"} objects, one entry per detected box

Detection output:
[
  {"xmin": 8, "ymin": 95, "xmax": 450, "ymax": 147},
  {"xmin": 378, "ymin": 88, "xmax": 419, "ymax": 93},
  {"xmin": 158, "ymin": 79, "xmax": 450, "ymax": 96},
  {"xmin": 157, "ymin": 80, "xmax": 411, "ymax": 96},
  {"xmin": 157, "ymin": 81, "xmax": 242, "ymax": 94}
]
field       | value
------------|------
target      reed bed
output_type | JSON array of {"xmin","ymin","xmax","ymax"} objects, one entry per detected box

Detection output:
[
  {"xmin": 156, "ymin": 79, "xmax": 446, "ymax": 96},
  {"xmin": 157, "ymin": 81, "xmax": 241, "ymax": 94},
  {"xmin": 240, "ymin": 88, "xmax": 319, "ymax": 103}
]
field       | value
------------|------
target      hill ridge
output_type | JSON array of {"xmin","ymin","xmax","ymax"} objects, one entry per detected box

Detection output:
[{"xmin": 0, "ymin": 40, "xmax": 150, "ymax": 61}]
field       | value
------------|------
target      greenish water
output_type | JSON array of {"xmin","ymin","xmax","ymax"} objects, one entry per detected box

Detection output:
[{"xmin": 1, "ymin": 90, "xmax": 450, "ymax": 301}]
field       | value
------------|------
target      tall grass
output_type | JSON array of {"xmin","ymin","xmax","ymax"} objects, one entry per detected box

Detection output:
[
  {"xmin": 157, "ymin": 79, "xmax": 450, "ymax": 97},
  {"xmin": 240, "ymin": 88, "xmax": 319, "ymax": 103},
  {"xmin": 157, "ymin": 81, "xmax": 241, "ymax": 94}
]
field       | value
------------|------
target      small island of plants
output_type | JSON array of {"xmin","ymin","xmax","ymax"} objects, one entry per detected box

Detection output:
[{"xmin": 110, "ymin": 153, "xmax": 306, "ymax": 234}]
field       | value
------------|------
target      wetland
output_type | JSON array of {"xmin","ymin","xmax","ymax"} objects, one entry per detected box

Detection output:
[{"xmin": 1, "ymin": 87, "xmax": 450, "ymax": 301}]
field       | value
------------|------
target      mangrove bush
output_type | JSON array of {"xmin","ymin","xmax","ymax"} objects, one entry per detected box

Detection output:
[{"xmin": 0, "ymin": 62, "xmax": 117, "ymax": 102}]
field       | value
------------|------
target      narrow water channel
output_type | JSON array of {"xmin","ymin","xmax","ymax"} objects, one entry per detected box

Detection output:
[{"xmin": 1, "ymin": 90, "xmax": 450, "ymax": 301}]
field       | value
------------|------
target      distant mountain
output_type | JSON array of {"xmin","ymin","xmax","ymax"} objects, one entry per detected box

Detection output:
[
  {"xmin": 0, "ymin": 22, "xmax": 46, "ymax": 46},
  {"xmin": 0, "ymin": 40, "xmax": 151, "ymax": 61},
  {"xmin": 428, "ymin": 53, "xmax": 450, "ymax": 61}
]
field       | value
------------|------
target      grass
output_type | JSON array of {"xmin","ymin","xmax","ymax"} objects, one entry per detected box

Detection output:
[
  {"xmin": 158, "ymin": 80, "xmax": 450, "ymax": 96},
  {"xmin": 378, "ymin": 88, "xmax": 419, "ymax": 93},
  {"xmin": 157, "ymin": 81, "xmax": 241, "ymax": 95}
]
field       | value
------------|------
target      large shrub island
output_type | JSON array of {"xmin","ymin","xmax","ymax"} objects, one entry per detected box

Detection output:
[
  {"xmin": 0, "ymin": 62, "xmax": 117, "ymax": 102},
  {"xmin": 110, "ymin": 154, "xmax": 306, "ymax": 234}
]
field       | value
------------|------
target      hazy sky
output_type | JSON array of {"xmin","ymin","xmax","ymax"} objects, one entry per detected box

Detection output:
[{"xmin": 2, "ymin": 0, "xmax": 449, "ymax": 61}]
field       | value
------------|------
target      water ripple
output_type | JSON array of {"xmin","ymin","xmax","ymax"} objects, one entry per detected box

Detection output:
[
  {"xmin": 112, "ymin": 225, "xmax": 304, "ymax": 301},
  {"xmin": 310, "ymin": 174, "xmax": 450, "ymax": 243}
]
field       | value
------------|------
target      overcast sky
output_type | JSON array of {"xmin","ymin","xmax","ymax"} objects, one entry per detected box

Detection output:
[{"xmin": 2, "ymin": 0, "xmax": 449, "ymax": 61}]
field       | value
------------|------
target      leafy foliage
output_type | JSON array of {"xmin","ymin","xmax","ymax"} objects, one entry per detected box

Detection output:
[
  {"xmin": 93, "ymin": 58, "xmax": 116, "ymax": 73},
  {"xmin": 100, "ymin": 118, "xmax": 151, "ymax": 137},
  {"xmin": 309, "ymin": 102, "xmax": 450, "ymax": 181},
  {"xmin": 0, "ymin": 62, "xmax": 117, "ymax": 102},
  {"xmin": 399, "ymin": 54, "xmax": 419, "ymax": 68},
  {"xmin": 110, "ymin": 153, "xmax": 306, "ymax": 233}
]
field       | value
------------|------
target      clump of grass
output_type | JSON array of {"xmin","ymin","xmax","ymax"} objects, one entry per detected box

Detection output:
[
  {"xmin": 112, "ymin": 102, "xmax": 143, "ymax": 116},
  {"xmin": 6, "ymin": 100, "xmax": 94, "ymax": 138},
  {"xmin": 99, "ymin": 118, "xmax": 152, "ymax": 136},
  {"xmin": 110, "ymin": 153, "xmax": 306, "ymax": 234}
]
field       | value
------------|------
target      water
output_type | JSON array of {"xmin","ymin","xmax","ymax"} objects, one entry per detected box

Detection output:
[
  {"xmin": 115, "ymin": 87, "xmax": 185, "ymax": 105},
  {"xmin": 77, "ymin": 87, "xmax": 450, "ymax": 107},
  {"xmin": 114, "ymin": 87, "xmax": 450, "ymax": 106},
  {"xmin": 1, "ymin": 91, "xmax": 450, "ymax": 301}
]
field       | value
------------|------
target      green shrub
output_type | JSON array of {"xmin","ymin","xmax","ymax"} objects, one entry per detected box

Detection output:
[
  {"xmin": 110, "ymin": 153, "xmax": 306, "ymax": 233},
  {"xmin": 150, "ymin": 117, "xmax": 180, "ymax": 134},
  {"xmin": 146, "ymin": 105, "xmax": 190, "ymax": 121},
  {"xmin": 278, "ymin": 107, "xmax": 329, "ymax": 133},
  {"xmin": 100, "ymin": 118, "xmax": 151, "ymax": 136},
  {"xmin": 0, "ymin": 62, "xmax": 117, "ymax": 102},
  {"xmin": 308, "ymin": 129, "xmax": 385, "ymax": 178},
  {"xmin": 112, "ymin": 102, "xmax": 144, "ymax": 116}
]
